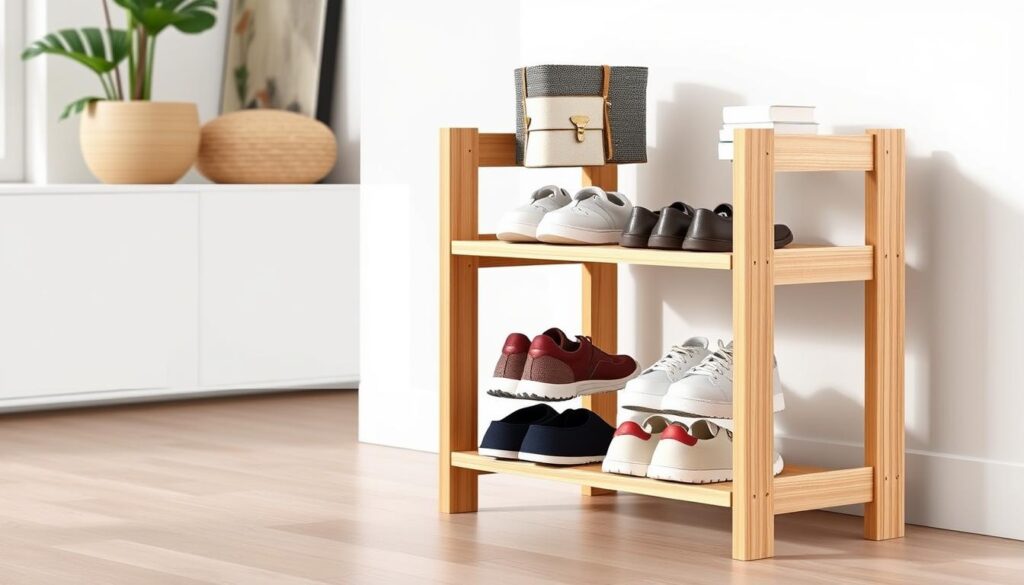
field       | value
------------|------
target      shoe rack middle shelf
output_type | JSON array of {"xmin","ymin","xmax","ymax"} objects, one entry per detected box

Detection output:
[{"xmin": 452, "ymin": 238, "xmax": 873, "ymax": 285}]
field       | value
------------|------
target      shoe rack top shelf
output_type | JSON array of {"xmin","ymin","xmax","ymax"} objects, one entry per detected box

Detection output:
[
  {"xmin": 477, "ymin": 132, "xmax": 875, "ymax": 172},
  {"xmin": 452, "ymin": 451, "xmax": 874, "ymax": 515}
]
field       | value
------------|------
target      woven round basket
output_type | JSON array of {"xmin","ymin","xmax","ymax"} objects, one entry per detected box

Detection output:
[{"xmin": 197, "ymin": 110, "xmax": 337, "ymax": 184}]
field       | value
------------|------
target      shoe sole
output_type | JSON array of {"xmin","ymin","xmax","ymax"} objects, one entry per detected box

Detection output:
[
  {"xmin": 537, "ymin": 224, "xmax": 622, "ymax": 245},
  {"xmin": 479, "ymin": 448, "xmax": 520, "ymax": 459},
  {"xmin": 518, "ymin": 452, "xmax": 606, "ymax": 465},
  {"xmin": 659, "ymin": 392, "xmax": 786, "ymax": 419},
  {"xmin": 601, "ymin": 459, "xmax": 650, "ymax": 477},
  {"xmin": 647, "ymin": 455, "xmax": 784, "ymax": 484},
  {"xmin": 619, "ymin": 233, "xmax": 651, "ymax": 248},
  {"xmin": 496, "ymin": 222, "xmax": 539, "ymax": 242},
  {"xmin": 485, "ymin": 376, "xmax": 520, "ymax": 398},
  {"xmin": 647, "ymin": 234, "xmax": 684, "ymax": 250},
  {"xmin": 619, "ymin": 391, "xmax": 666, "ymax": 413},
  {"xmin": 515, "ymin": 366, "xmax": 641, "ymax": 401},
  {"xmin": 681, "ymin": 233, "xmax": 795, "ymax": 252}
]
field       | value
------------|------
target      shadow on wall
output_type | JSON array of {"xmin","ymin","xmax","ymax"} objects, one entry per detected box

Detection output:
[{"xmin": 626, "ymin": 84, "xmax": 1011, "ymax": 528}]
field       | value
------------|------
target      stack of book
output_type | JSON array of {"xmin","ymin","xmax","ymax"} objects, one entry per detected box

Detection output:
[{"xmin": 718, "ymin": 105, "xmax": 818, "ymax": 160}]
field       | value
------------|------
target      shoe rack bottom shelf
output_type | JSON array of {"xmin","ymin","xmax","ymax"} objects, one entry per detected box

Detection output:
[{"xmin": 452, "ymin": 451, "xmax": 874, "ymax": 515}]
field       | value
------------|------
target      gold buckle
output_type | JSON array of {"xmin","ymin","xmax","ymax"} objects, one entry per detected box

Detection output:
[{"xmin": 569, "ymin": 115, "xmax": 589, "ymax": 143}]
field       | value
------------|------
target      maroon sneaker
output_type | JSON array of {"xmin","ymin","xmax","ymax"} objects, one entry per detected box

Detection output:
[
  {"xmin": 487, "ymin": 328, "xmax": 570, "ymax": 398},
  {"xmin": 515, "ymin": 334, "xmax": 640, "ymax": 401}
]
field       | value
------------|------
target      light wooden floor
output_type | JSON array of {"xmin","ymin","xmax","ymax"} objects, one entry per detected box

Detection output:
[{"xmin": 1, "ymin": 391, "xmax": 1021, "ymax": 584}]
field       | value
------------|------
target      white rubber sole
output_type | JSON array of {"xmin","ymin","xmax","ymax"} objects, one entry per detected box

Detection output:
[
  {"xmin": 496, "ymin": 221, "xmax": 539, "ymax": 242},
  {"xmin": 601, "ymin": 459, "xmax": 650, "ymax": 477},
  {"xmin": 647, "ymin": 454, "xmax": 784, "ymax": 484},
  {"xmin": 515, "ymin": 366, "xmax": 640, "ymax": 401},
  {"xmin": 479, "ymin": 448, "xmax": 519, "ymax": 460},
  {"xmin": 518, "ymin": 452, "xmax": 605, "ymax": 465},
  {"xmin": 486, "ymin": 376, "xmax": 520, "ymax": 398},
  {"xmin": 536, "ymin": 223, "xmax": 622, "ymax": 245},
  {"xmin": 659, "ymin": 392, "xmax": 786, "ymax": 419},
  {"xmin": 619, "ymin": 391, "xmax": 666, "ymax": 413}
]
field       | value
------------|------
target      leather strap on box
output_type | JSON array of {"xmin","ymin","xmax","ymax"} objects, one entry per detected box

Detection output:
[{"xmin": 602, "ymin": 64, "xmax": 614, "ymax": 161}]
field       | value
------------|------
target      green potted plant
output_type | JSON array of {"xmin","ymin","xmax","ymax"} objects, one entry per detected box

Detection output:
[{"xmin": 22, "ymin": 0, "xmax": 218, "ymax": 184}]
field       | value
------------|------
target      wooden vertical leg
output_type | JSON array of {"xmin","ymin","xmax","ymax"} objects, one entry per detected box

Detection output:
[
  {"xmin": 440, "ymin": 128, "xmax": 480, "ymax": 513},
  {"xmin": 580, "ymin": 164, "xmax": 619, "ymax": 497},
  {"xmin": 731, "ymin": 129, "xmax": 776, "ymax": 561},
  {"xmin": 864, "ymin": 129, "xmax": 906, "ymax": 540}
]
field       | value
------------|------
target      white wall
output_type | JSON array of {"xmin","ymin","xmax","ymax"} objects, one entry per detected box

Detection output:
[
  {"xmin": 360, "ymin": 0, "xmax": 1024, "ymax": 540},
  {"xmin": 24, "ymin": 0, "xmax": 359, "ymax": 184}
]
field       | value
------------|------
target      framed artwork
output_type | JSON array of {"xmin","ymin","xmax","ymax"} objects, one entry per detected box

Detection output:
[{"xmin": 220, "ymin": 0, "xmax": 341, "ymax": 125}]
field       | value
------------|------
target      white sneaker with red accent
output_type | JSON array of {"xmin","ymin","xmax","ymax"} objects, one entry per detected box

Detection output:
[
  {"xmin": 602, "ymin": 415, "xmax": 672, "ymax": 477},
  {"xmin": 646, "ymin": 419, "xmax": 784, "ymax": 484}
]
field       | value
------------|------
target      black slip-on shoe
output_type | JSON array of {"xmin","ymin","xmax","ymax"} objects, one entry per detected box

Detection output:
[
  {"xmin": 479, "ymin": 404, "xmax": 559, "ymax": 459},
  {"xmin": 518, "ymin": 408, "xmax": 616, "ymax": 465},
  {"xmin": 619, "ymin": 206, "xmax": 660, "ymax": 248},
  {"xmin": 647, "ymin": 202, "xmax": 697, "ymax": 250},
  {"xmin": 682, "ymin": 203, "xmax": 794, "ymax": 252}
]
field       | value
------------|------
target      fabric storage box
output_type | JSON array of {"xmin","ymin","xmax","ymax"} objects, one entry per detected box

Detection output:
[{"xmin": 515, "ymin": 64, "xmax": 648, "ymax": 167}]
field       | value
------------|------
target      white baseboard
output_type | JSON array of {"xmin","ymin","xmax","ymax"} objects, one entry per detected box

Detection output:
[
  {"xmin": 0, "ymin": 376, "xmax": 359, "ymax": 413},
  {"xmin": 778, "ymin": 435, "xmax": 1024, "ymax": 541}
]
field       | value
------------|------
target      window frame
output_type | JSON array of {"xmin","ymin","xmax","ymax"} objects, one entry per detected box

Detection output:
[{"xmin": 0, "ymin": 0, "xmax": 25, "ymax": 181}]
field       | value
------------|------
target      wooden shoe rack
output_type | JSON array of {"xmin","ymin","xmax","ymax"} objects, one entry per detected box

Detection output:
[{"xmin": 439, "ymin": 128, "xmax": 905, "ymax": 561}]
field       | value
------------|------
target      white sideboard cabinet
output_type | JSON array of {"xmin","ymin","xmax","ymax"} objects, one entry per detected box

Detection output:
[{"xmin": 0, "ymin": 184, "xmax": 359, "ymax": 411}]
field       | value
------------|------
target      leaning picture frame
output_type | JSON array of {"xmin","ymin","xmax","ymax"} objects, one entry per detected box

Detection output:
[{"xmin": 220, "ymin": 0, "xmax": 342, "ymax": 125}]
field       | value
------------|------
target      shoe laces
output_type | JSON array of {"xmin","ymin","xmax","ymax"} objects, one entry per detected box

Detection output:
[
  {"xmin": 649, "ymin": 345, "xmax": 704, "ymax": 378},
  {"xmin": 688, "ymin": 340, "xmax": 733, "ymax": 383}
]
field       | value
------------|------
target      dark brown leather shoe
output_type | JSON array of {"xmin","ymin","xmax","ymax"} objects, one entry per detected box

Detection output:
[
  {"xmin": 682, "ymin": 203, "xmax": 794, "ymax": 252},
  {"xmin": 647, "ymin": 202, "xmax": 697, "ymax": 250},
  {"xmin": 619, "ymin": 206, "xmax": 660, "ymax": 248}
]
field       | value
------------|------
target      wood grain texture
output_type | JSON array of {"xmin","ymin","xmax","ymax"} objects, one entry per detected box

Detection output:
[
  {"xmin": 579, "ymin": 163, "xmax": 619, "ymax": 497},
  {"xmin": 478, "ymin": 133, "xmax": 517, "ymax": 167},
  {"xmin": 476, "ymin": 256, "xmax": 573, "ymax": 268},
  {"xmin": 774, "ymin": 467, "xmax": 874, "ymax": 515},
  {"xmin": 80, "ymin": 101, "xmax": 199, "ymax": 184},
  {"xmin": 451, "ymin": 240, "xmax": 733, "ymax": 269},
  {"xmin": 197, "ymin": 110, "xmax": 337, "ymax": 184},
  {"xmin": 0, "ymin": 391, "xmax": 1015, "ymax": 584},
  {"xmin": 453, "ymin": 451, "xmax": 731, "ymax": 507},
  {"xmin": 773, "ymin": 245, "xmax": 874, "ymax": 285},
  {"xmin": 774, "ymin": 135, "xmax": 874, "ymax": 172},
  {"xmin": 439, "ymin": 128, "xmax": 480, "ymax": 513},
  {"xmin": 863, "ymin": 129, "xmax": 906, "ymax": 540},
  {"xmin": 731, "ymin": 129, "xmax": 777, "ymax": 560}
]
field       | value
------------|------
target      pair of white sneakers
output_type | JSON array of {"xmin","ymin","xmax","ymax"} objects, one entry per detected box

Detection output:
[
  {"xmin": 602, "ymin": 415, "xmax": 784, "ymax": 483},
  {"xmin": 619, "ymin": 337, "xmax": 785, "ymax": 418},
  {"xmin": 496, "ymin": 185, "xmax": 633, "ymax": 244},
  {"xmin": 604, "ymin": 338, "xmax": 786, "ymax": 483}
]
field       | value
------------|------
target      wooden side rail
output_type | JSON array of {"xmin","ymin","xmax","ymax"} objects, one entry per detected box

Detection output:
[
  {"xmin": 774, "ymin": 135, "xmax": 874, "ymax": 172},
  {"xmin": 773, "ymin": 467, "xmax": 874, "ymax": 514}
]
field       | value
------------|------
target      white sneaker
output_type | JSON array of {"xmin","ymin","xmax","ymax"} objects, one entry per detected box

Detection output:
[
  {"xmin": 536, "ymin": 187, "xmax": 633, "ymax": 244},
  {"xmin": 619, "ymin": 338, "xmax": 711, "ymax": 412},
  {"xmin": 646, "ymin": 419, "xmax": 784, "ymax": 484},
  {"xmin": 602, "ymin": 415, "xmax": 672, "ymax": 477},
  {"xmin": 496, "ymin": 185, "xmax": 572, "ymax": 242},
  {"xmin": 659, "ymin": 340, "xmax": 785, "ymax": 419}
]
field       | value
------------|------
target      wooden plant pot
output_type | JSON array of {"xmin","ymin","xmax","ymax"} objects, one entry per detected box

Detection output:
[{"xmin": 80, "ymin": 101, "xmax": 200, "ymax": 184}]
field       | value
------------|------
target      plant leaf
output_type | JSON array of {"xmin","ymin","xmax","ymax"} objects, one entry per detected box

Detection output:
[
  {"xmin": 60, "ymin": 96, "xmax": 103, "ymax": 121},
  {"xmin": 114, "ymin": 0, "xmax": 217, "ymax": 35},
  {"xmin": 22, "ymin": 28, "xmax": 130, "ymax": 74}
]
